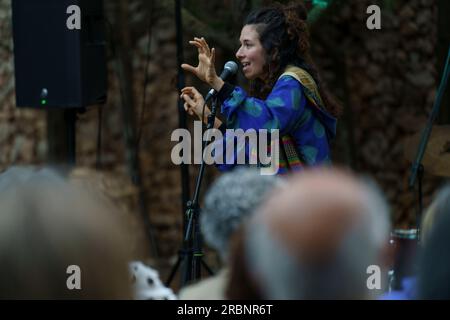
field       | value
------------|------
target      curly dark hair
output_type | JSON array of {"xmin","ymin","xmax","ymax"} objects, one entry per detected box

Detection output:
[{"xmin": 244, "ymin": 1, "xmax": 341, "ymax": 118}]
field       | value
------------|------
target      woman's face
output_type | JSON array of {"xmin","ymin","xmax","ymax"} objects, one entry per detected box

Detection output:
[{"xmin": 236, "ymin": 25, "xmax": 267, "ymax": 80}]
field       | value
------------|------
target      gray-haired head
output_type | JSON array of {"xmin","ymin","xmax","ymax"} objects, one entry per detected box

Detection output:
[
  {"xmin": 418, "ymin": 184, "xmax": 450, "ymax": 299},
  {"xmin": 421, "ymin": 184, "xmax": 450, "ymax": 245},
  {"xmin": 244, "ymin": 169, "xmax": 391, "ymax": 299},
  {"xmin": 201, "ymin": 167, "xmax": 282, "ymax": 261}
]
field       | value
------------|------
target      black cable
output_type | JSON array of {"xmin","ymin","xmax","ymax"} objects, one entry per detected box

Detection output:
[
  {"xmin": 200, "ymin": 102, "xmax": 207, "ymax": 155},
  {"xmin": 96, "ymin": 107, "xmax": 103, "ymax": 169},
  {"xmin": 105, "ymin": 19, "xmax": 116, "ymax": 57},
  {"xmin": 94, "ymin": 18, "xmax": 115, "ymax": 170},
  {"xmin": 105, "ymin": 11, "xmax": 159, "ymax": 258},
  {"xmin": 137, "ymin": 0, "xmax": 155, "ymax": 147},
  {"xmin": 175, "ymin": 0, "xmax": 191, "ymax": 216}
]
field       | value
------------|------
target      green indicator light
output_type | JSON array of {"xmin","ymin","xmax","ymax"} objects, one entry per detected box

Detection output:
[{"xmin": 41, "ymin": 99, "xmax": 47, "ymax": 105}]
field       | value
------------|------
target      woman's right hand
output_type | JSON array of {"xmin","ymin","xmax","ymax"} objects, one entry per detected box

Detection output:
[{"xmin": 180, "ymin": 86, "xmax": 210, "ymax": 122}]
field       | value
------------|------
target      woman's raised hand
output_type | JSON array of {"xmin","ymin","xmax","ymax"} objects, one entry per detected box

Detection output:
[
  {"xmin": 180, "ymin": 86, "xmax": 210, "ymax": 122},
  {"xmin": 181, "ymin": 37, "xmax": 218, "ymax": 86}
]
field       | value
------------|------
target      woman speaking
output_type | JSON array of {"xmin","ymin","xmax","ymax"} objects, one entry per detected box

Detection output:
[{"xmin": 181, "ymin": 2, "xmax": 340, "ymax": 174}]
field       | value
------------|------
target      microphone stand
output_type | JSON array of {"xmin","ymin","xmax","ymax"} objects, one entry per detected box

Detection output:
[
  {"xmin": 166, "ymin": 97, "xmax": 218, "ymax": 287},
  {"xmin": 408, "ymin": 45, "xmax": 450, "ymax": 238}
]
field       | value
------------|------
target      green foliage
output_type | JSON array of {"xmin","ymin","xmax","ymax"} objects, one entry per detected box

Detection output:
[
  {"xmin": 312, "ymin": 0, "xmax": 331, "ymax": 9},
  {"xmin": 308, "ymin": 0, "xmax": 336, "ymax": 24}
]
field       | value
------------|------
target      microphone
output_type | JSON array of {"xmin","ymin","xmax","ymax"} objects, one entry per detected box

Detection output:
[{"xmin": 205, "ymin": 61, "xmax": 238, "ymax": 103}]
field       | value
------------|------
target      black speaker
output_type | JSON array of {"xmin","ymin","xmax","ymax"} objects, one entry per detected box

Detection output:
[{"xmin": 12, "ymin": 0, "xmax": 107, "ymax": 108}]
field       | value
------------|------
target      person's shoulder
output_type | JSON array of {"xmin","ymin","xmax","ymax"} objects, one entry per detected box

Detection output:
[
  {"xmin": 275, "ymin": 74, "xmax": 303, "ymax": 89},
  {"xmin": 178, "ymin": 268, "xmax": 229, "ymax": 300}
]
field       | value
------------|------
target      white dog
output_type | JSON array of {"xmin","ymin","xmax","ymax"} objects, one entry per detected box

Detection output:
[{"xmin": 129, "ymin": 261, "xmax": 177, "ymax": 300}]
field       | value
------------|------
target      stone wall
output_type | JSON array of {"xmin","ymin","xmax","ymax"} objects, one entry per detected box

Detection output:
[
  {"xmin": 0, "ymin": 0, "xmax": 47, "ymax": 169},
  {"xmin": 310, "ymin": 0, "xmax": 442, "ymax": 226},
  {"xmin": 0, "ymin": 0, "xmax": 445, "ymax": 281}
]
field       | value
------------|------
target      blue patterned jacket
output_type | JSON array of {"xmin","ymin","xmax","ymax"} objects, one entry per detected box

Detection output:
[{"xmin": 214, "ymin": 75, "xmax": 337, "ymax": 174}]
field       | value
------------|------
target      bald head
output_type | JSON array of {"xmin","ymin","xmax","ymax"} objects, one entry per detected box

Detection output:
[
  {"xmin": 261, "ymin": 170, "xmax": 380, "ymax": 262},
  {"xmin": 244, "ymin": 168, "xmax": 391, "ymax": 299}
]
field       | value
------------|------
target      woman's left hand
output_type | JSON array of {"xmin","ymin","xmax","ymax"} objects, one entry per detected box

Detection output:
[
  {"xmin": 181, "ymin": 37, "xmax": 218, "ymax": 87},
  {"xmin": 180, "ymin": 86, "xmax": 209, "ymax": 122}
]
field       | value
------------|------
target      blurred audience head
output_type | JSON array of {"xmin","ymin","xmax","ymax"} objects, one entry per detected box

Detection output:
[
  {"xmin": 0, "ymin": 166, "xmax": 135, "ymax": 299},
  {"xmin": 421, "ymin": 184, "xmax": 450, "ymax": 245},
  {"xmin": 69, "ymin": 167, "xmax": 148, "ymax": 261},
  {"xmin": 226, "ymin": 226, "xmax": 264, "ymax": 299},
  {"xmin": 418, "ymin": 185, "xmax": 450, "ymax": 299},
  {"xmin": 228, "ymin": 168, "xmax": 391, "ymax": 299},
  {"xmin": 201, "ymin": 167, "xmax": 282, "ymax": 262}
]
